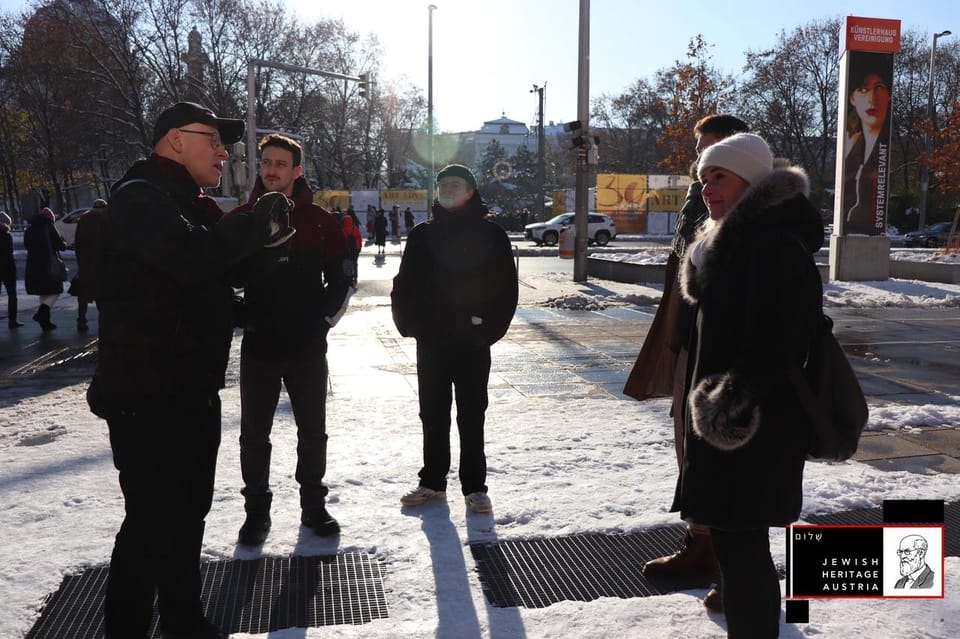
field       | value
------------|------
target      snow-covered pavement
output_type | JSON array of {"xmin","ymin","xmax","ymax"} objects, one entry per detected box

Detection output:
[{"xmin": 2, "ymin": 249, "xmax": 959, "ymax": 638}]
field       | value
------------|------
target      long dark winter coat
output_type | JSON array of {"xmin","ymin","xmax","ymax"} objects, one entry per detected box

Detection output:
[
  {"xmin": 24, "ymin": 212, "xmax": 67, "ymax": 295},
  {"xmin": 391, "ymin": 192, "xmax": 518, "ymax": 347},
  {"xmin": 92, "ymin": 154, "xmax": 271, "ymax": 395},
  {"xmin": 672, "ymin": 166, "xmax": 824, "ymax": 530},
  {"xmin": 0, "ymin": 223, "xmax": 16, "ymax": 282}
]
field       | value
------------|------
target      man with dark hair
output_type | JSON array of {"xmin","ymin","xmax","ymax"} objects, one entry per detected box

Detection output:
[
  {"xmin": 625, "ymin": 113, "xmax": 748, "ymax": 613},
  {"xmin": 392, "ymin": 164, "xmax": 518, "ymax": 514},
  {"xmin": 231, "ymin": 133, "xmax": 351, "ymax": 545},
  {"xmin": 90, "ymin": 101, "xmax": 292, "ymax": 639}
]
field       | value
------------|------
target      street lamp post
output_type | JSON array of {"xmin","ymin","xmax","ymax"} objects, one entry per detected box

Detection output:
[
  {"xmin": 530, "ymin": 84, "xmax": 545, "ymax": 222},
  {"xmin": 427, "ymin": 4, "xmax": 437, "ymax": 219},
  {"xmin": 919, "ymin": 29, "xmax": 951, "ymax": 231},
  {"xmin": 573, "ymin": 0, "xmax": 589, "ymax": 282}
]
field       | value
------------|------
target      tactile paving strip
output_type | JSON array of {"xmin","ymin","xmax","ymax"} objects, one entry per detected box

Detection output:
[{"xmin": 26, "ymin": 553, "xmax": 387, "ymax": 639}]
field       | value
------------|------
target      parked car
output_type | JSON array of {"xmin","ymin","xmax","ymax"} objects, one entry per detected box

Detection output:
[
  {"xmin": 903, "ymin": 222, "xmax": 954, "ymax": 248},
  {"xmin": 524, "ymin": 212, "xmax": 617, "ymax": 246},
  {"xmin": 53, "ymin": 207, "xmax": 91, "ymax": 248}
]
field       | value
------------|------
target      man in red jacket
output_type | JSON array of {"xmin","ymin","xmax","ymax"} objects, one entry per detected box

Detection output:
[{"xmin": 230, "ymin": 133, "xmax": 351, "ymax": 545}]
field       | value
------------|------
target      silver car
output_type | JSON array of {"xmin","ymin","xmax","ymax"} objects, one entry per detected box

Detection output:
[
  {"xmin": 53, "ymin": 207, "xmax": 91, "ymax": 248},
  {"xmin": 524, "ymin": 212, "xmax": 617, "ymax": 246}
]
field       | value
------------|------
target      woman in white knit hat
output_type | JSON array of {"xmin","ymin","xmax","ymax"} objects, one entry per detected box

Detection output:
[{"xmin": 674, "ymin": 133, "xmax": 824, "ymax": 637}]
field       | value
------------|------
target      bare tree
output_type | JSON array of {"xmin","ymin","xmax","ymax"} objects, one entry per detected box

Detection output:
[
  {"xmin": 655, "ymin": 35, "xmax": 735, "ymax": 174},
  {"xmin": 736, "ymin": 17, "xmax": 841, "ymax": 207}
]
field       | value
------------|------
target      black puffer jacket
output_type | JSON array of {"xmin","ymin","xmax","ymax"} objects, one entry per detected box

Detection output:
[
  {"xmin": 391, "ymin": 193, "xmax": 518, "ymax": 347},
  {"xmin": 672, "ymin": 166, "xmax": 824, "ymax": 530},
  {"xmin": 229, "ymin": 175, "xmax": 350, "ymax": 354},
  {"xmin": 93, "ymin": 154, "xmax": 270, "ymax": 395}
]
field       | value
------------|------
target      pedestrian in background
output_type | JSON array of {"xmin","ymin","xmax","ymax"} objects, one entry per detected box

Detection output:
[
  {"xmin": 70, "ymin": 198, "xmax": 108, "ymax": 332},
  {"xmin": 87, "ymin": 101, "xmax": 291, "ymax": 639},
  {"xmin": 24, "ymin": 207, "xmax": 66, "ymax": 331},
  {"xmin": 391, "ymin": 163, "xmax": 518, "ymax": 514},
  {"xmin": 366, "ymin": 204, "xmax": 375, "ymax": 240},
  {"xmin": 635, "ymin": 114, "xmax": 749, "ymax": 612},
  {"xmin": 347, "ymin": 205, "xmax": 360, "ymax": 230},
  {"xmin": 342, "ymin": 212, "xmax": 362, "ymax": 288},
  {"xmin": 676, "ymin": 133, "xmax": 822, "ymax": 637},
  {"xmin": 230, "ymin": 133, "xmax": 351, "ymax": 546},
  {"xmin": 374, "ymin": 208, "xmax": 387, "ymax": 254},
  {"xmin": 390, "ymin": 204, "xmax": 400, "ymax": 239},
  {"xmin": 404, "ymin": 206, "xmax": 415, "ymax": 235},
  {"xmin": 0, "ymin": 211, "xmax": 22, "ymax": 328}
]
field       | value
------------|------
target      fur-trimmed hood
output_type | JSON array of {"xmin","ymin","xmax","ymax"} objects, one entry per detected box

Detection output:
[{"xmin": 680, "ymin": 165, "xmax": 823, "ymax": 306}]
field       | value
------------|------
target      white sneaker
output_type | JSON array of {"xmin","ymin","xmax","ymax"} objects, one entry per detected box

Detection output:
[
  {"xmin": 400, "ymin": 486, "xmax": 446, "ymax": 506},
  {"xmin": 465, "ymin": 492, "xmax": 492, "ymax": 513}
]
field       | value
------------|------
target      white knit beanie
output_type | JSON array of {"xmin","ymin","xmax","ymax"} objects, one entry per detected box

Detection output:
[{"xmin": 697, "ymin": 132, "xmax": 774, "ymax": 185}]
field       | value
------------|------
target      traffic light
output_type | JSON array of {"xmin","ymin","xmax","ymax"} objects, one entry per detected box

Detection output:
[
  {"xmin": 563, "ymin": 120, "xmax": 583, "ymax": 150},
  {"xmin": 358, "ymin": 73, "xmax": 369, "ymax": 99}
]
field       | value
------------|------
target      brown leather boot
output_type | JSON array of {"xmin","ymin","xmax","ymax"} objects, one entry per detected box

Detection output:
[
  {"xmin": 642, "ymin": 527, "xmax": 719, "ymax": 589},
  {"xmin": 703, "ymin": 583, "xmax": 723, "ymax": 612}
]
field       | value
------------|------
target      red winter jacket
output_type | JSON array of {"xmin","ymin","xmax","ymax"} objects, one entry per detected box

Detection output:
[{"xmin": 342, "ymin": 215, "xmax": 362, "ymax": 251}]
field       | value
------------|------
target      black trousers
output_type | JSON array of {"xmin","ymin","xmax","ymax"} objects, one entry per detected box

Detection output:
[
  {"xmin": 416, "ymin": 340, "xmax": 490, "ymax": 495},
  {"xmin": 239, "ymin": 338, "xmax": 329, "ymax": 512},
  {"xmin": 104, "ymin": 392, "xmax": 221, "ymax": 638},
  {"xmin": 1, "ymin": 275, "xmax": 16, "ymax": 323},
  {"xmin": 710, "ymin": 527, "xmax": 781, "ymax": 639}
]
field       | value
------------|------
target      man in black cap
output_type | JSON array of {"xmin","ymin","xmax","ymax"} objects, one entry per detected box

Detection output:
[
  {"xmin": 88, "ymin": 102, "xmax": 293, "ymax": 639},
  {"xmin": 391, "ymin": 163, "xmax": 518, "ymax": 514}
]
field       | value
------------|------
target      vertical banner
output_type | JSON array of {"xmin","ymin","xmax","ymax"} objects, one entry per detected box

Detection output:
[{"xmin": 835, "ymin": 17, "xmax": 901, "ymax": 236}]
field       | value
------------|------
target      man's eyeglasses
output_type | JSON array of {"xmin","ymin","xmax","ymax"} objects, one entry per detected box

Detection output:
[
  {"xmin": 178, "ymin": 129, "xmax": 225, "ymax": 150},
  {"xmin": 896, "ymin": 548, "xmax": 920, "ymax": 556}
]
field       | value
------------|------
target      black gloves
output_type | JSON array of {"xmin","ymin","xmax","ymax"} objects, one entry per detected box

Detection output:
[{"xmin": 254, "ymin": 191, "xmax": 297, "ymax": 247}]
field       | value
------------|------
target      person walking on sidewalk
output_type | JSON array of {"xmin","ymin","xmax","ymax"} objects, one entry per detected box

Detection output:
[
  {"xmin": 390, "ymin": 204, "xmax": 400, "ymax": 239},
  {"xmin": 342, "ymin": 211, "xmax": 362, "ymax": 288},
  {"xmin": 676, "ymin": 133, "xmax": 822, "ymax": 637},
  {"xmin": 0, "ymin": 211, "xmax": 22, "ymax": 328},
  {"xmin": 87, "ymin": 101, "xmax": 293, "ymax": 639},
  {"xmin": 374, "ymin": 208, "xmax": 388, "ymax": 254},
  {"xmin": 632, "ymin": 114, "xmax": 749, "ymax": 611},
  {"xmin": 24, "ymin": 207, "xmax": 67, "ymax": 331},
  {"xmin": 70, "ymin": 198, "xmax": 107, "ymax": 332},
  {"xmin": 391, "ymin": 164, "xmax": 518, "ymax": 514},
  {"xmin": 229, "ymin": 133, "xmax": 351, "ymax": 546}
]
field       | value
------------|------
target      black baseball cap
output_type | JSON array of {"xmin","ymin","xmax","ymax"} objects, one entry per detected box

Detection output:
[{"xmin": 151, "ymin": 102, "xmax": 244, "ymax": 146}]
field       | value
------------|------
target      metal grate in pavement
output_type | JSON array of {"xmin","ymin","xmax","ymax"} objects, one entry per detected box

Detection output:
[
  {"xmin": 25, "ymin": 553, "xmax": 387, "ymax": 639},
  {"xmin": 805, "ymin": 501, "xmax": 959, "ymax": 558},
  {"xmin": 470, "ymin": 525, "xmax": 692, "ymax": 608}
]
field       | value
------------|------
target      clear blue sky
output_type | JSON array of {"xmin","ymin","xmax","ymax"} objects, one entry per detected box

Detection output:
[
  {"xmin": 292, "ymin": 0, "xmax": 958, "ymax": 132},
  {"xmin": 2, "ymin": 0, "xmax": 958, "ymax": 132}
]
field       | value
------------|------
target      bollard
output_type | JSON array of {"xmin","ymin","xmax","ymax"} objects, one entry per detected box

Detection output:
[{"xmin": 559, "ymin": 227, "xmax": 575, "ymax": 259}]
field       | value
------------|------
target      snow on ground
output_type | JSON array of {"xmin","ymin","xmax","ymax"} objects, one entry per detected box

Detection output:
[
  {"xmin": 554, "ymin": 250, "xmax": 960, "ymax": 310},
  {"xmin": 2, "ymin": 299, "xmax": 960, "ymax": 638},
  {"xmin": 890, "ymin": 249, "xmax": 960, "ymax": 263}
]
